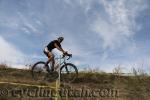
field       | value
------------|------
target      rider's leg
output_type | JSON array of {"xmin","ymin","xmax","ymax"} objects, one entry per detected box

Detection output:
[
  {"xmin": 51, "ymin": 57, "xmax": 55, "ymax": 71},
  {"xmin": 45, "ymin": 52, "xmax": 55, "ymax": 71},
  {"xmin": 45, "ymin": 52, "xmax": 53, "ymax": 66},
  {"xmin": 43, "ymin": 47, "xmax": 55, "ymax": 71}
]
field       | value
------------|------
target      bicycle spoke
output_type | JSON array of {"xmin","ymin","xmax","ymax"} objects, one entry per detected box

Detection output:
[
  {"xmin": 60, "ymin": 63, "xmax": 78, "ymax": 83},
  {"xmin": 65, "ymin": 66, "xmax": 69, "ymax": 74},
  {"xmin": 32, "ymin": 62, "xmax": 48, "ymax": 81}
]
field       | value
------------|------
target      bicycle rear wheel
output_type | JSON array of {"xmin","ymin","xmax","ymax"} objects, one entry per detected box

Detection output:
[
  {"xmin": 31, "ymin": 61, "xmax": 48, "ymax": 81},
  {"xmin": 60, "ymin": 63, "xmax": 78, "ymax": 83}
]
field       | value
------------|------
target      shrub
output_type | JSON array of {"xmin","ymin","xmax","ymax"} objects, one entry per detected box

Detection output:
[{"xmin": 0, "ymin": 63, "xmax": 8, "ymax": 69}]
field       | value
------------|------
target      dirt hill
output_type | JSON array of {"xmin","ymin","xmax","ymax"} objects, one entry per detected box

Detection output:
[{"xmin": 0, "ymin": 65, "xmax": 150, "ymax": 100}]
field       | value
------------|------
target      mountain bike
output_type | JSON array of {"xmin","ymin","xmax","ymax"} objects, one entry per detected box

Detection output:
[{"xmin": 31, "ymin": 53, "xmax": 78, "ymax": 83}]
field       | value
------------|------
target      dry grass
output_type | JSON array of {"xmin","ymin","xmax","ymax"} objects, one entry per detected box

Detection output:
[{"xmin": 0, "ymin": 64, "xmax": 150, "ymax": 100}]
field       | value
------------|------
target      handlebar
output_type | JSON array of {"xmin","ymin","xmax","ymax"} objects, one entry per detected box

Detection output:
[{"xmin": 62, "ymin": 53, "xmax": 72, "ymax": 60}]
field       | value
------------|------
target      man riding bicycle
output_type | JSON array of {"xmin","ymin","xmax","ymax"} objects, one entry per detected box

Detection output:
[{"xmin": 43, "ymin": 37, "xmax": 69, "ymax": 72}]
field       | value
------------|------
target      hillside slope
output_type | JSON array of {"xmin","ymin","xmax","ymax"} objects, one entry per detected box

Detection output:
[{"xmin": 0, "ymin": 66, "xmax": 150, "ymax": 100}]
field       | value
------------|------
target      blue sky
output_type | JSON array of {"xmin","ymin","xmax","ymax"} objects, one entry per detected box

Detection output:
[{"xmin": 0, "ymin": 0, "xmax": 150, "ymax": 72}]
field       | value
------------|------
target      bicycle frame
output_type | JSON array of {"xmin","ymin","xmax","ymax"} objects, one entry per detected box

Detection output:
[
  {"xmin": 54, "ymin": 56, "xmax": 67, "ymax": 68},
  {"xmin": 48, "ymin": 54, "xmax": 71, "ymax": 71}
]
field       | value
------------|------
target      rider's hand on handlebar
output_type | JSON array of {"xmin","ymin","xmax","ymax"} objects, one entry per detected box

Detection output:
[
  {"xmin": 62, "ymin": 51, "xmax": 67, "ymax": 57},
  {"xmin": 63, "ymin": 51, "xmax": 72, "ymax": 58},
  {"xmin": 63, "ymin": 51, "xmax": 68, "ymax": 55}
]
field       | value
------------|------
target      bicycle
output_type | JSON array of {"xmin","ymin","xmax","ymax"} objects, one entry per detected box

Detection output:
[{"xmin": 31, "ymin": 53, "xmax": 78, "ymax": 83}]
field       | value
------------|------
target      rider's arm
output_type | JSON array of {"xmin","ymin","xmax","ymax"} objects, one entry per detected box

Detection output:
[{"xmin": 54, "ymin": 43, "xmax": 66, "ymax": 54}]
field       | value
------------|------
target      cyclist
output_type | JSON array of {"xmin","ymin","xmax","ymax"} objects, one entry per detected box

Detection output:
[{"xmin": 43, "ymin": 37, "xmax": 68, "ymax": 72}]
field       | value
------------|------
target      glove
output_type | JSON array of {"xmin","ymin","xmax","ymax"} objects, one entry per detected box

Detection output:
[{"xmin": 63, "ymin": 51, "xmax": 68, "ymax": 55}]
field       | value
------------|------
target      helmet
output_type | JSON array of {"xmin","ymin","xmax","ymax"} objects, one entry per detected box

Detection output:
[{"xmin": 57, "ymin": 37, "xmax": 64, "ymax": 42}]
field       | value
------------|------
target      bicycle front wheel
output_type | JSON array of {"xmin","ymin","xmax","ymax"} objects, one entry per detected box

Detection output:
[{"xmin": 60, "ymin": 63, "xmax": 78, "ymax": 83}]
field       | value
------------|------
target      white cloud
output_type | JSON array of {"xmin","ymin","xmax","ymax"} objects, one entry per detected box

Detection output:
[
  {"xmin": 64, "ymin": 0, "xmax": 93, "ymax": 13},
  {"xmin": 63, "ymin": 0, "xmax": 148, "ymax": 68},
  {"xmin": 17, "ymin": 12, "xmax": 43, "ymax": 35},
  {"xmin": 0, "ymin": 36, "xmax": 25, "ymax": 65},
  {"xmin": 0, "ymin": 0, "xmax": 149, "ymax": 72},
  {"xmin": 91, "ymin": 0, "xmax": 148, "ymax": 49},
  {"xmin": 17, "ymin": 12, "xmax": 37, "ymax": 33}
]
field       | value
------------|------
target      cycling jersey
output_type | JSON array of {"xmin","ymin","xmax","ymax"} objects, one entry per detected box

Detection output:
[{"xmin": 46, "ymin": 40, "xmax": 62, "ymax": 51}]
